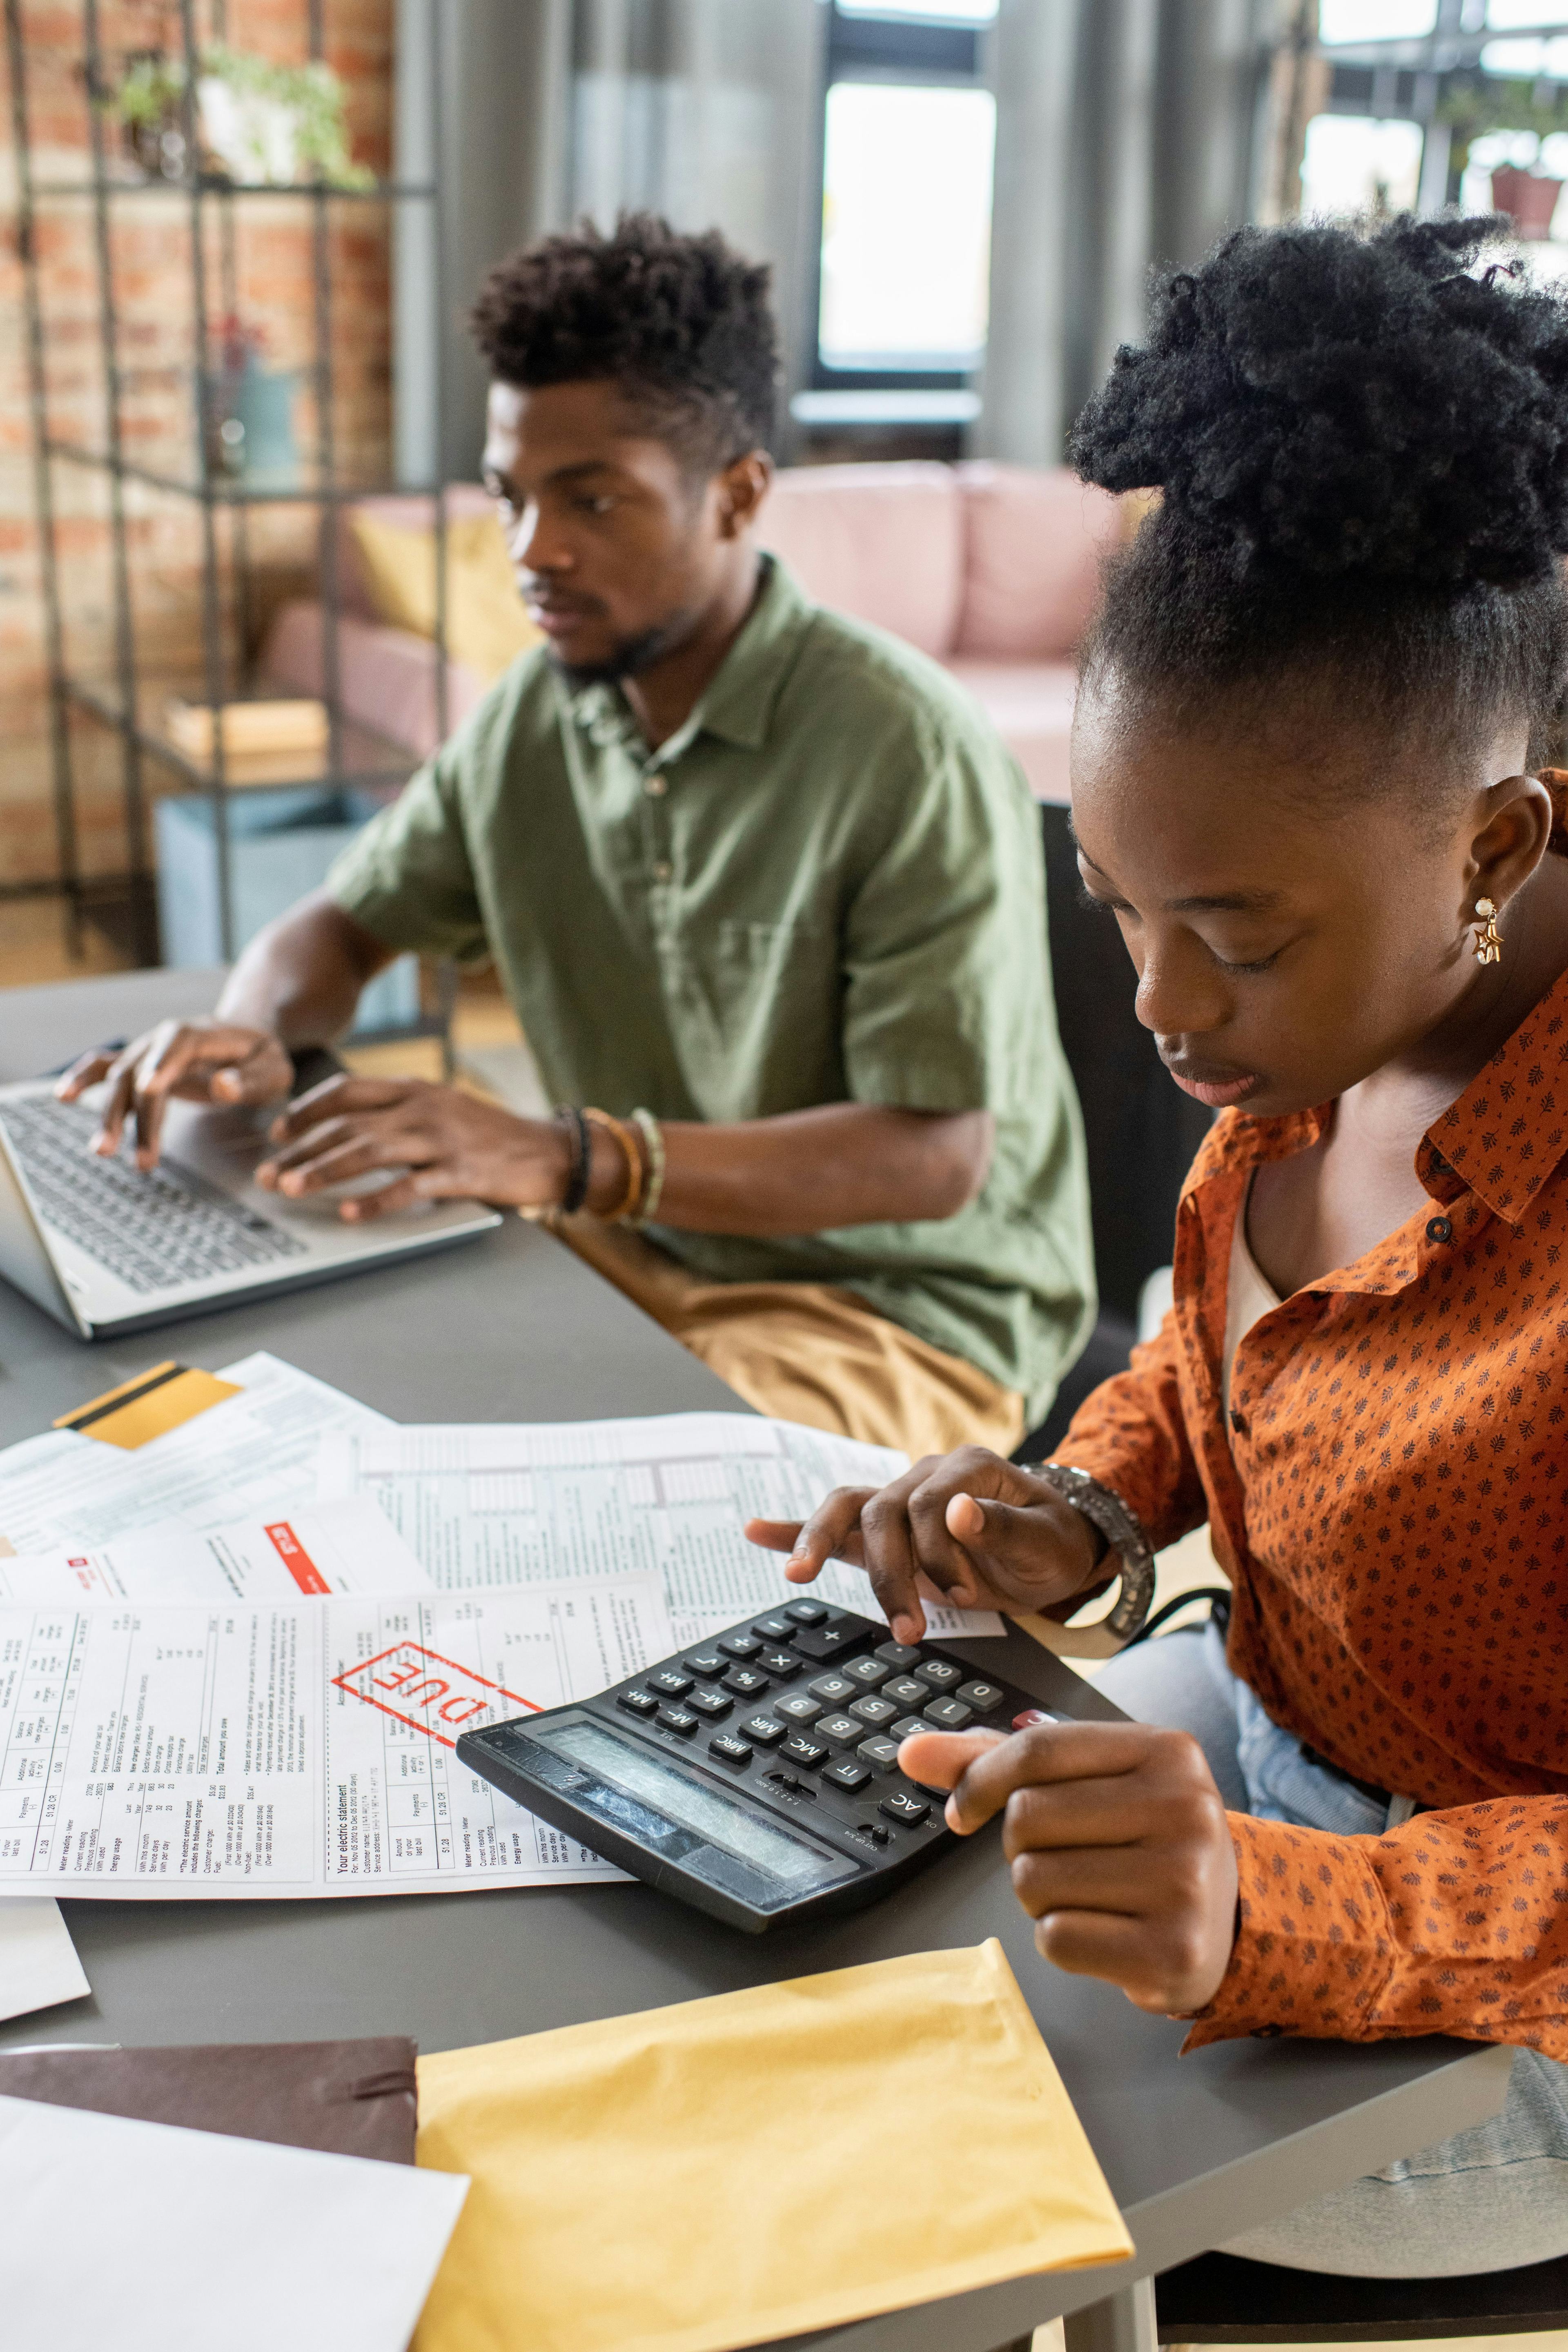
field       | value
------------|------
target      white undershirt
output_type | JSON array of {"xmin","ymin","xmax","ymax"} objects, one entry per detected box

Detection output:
[{"xmin": 1222, "ymin": 1177, "xmax": 1282, "ymax": 1425}]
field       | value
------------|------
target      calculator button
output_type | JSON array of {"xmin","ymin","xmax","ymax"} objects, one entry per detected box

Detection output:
[
  {"xmin": 757, "ymin": 1647, "xmax": 801, "ymax": 1679},
  {"xmin": 883, "ymin": 1677, "xmax": 929, "ymax": 1711},
  {"xmin": 752, "ymin": 1614, "xmax": 797, "ymax": 1642},
  {"xmin": 657, "ymin": 1704, "xmax": 698, "ymax": 1735},
  {"xmin": 891, "ymin": 1715, "xmax": 929, "ymax": 1741},
  {"xmin": 648, "ymin": 1667, "xmax": 694, "ymax": 1699},
  {"xmin": 842, "ymin": 1655, "xmax": 890, "ymax": 1689},
  {"xmin": 875, "ymin": 1641, "xmax": 922, "ymax": 1670},
  {"xmin": 822, "ymin": 1756, "xmax": 873, "ymax": 1793},
  {"xmin": 709, "ymin": 1734, "xmax": 753, "ymax": 1766},
  {"xmin": 723, "ymin": 1666, "xmax": 770, "ymax": 1699},
  {"xmin": 956, "ymin": 1680, "xmax": 1005, "ymax": 1713},
  {"xmin": 784, "ymin": 1599, "xmax": 829, "ymax": 1625},
  {"xmin": 808, "ymin": 1673, "xmax": 856, "ymax": 1706},
  {"xmin": 915, "ymin": 1658, "xmax": 964, "ymax": 1693},
  {"xmin": 774, "ymin": 1691, "xmax": 823, "ymax": 1725},
  {"xmin": 742, "ymin": 1715, "xmax": 787, "ymax": 1746},
  {"xmin": 922, "ymin": 1696, "xmax": 973, "ymax": 1731},
  {"xmin": 683, "ymin": 1649, "xmax": 726, "ymax": 1679},
  {"xmin": 719, "ymin": 1631, "xmax": 763, "ymax": 1661},
  {"xmin": 880, "ymin": 1790, "xmax": 931, "ymax": 1826},
  {"xmin": 780, "ymin": 1732, "xmax": 830, "ymax": 1770},
  {"xmin": 617, "ymin": 1687, "xmax": 659, "ymax": 1719},
  {"xmin": 1012, "ymin": 1708, "xmax": 1057, "ymax": 1731},
  {"xmin": 848, "ymin": 1694, "xmax": 898, "ymax": 1730},
  {"xmin": 687, "ymin": 1686, "xmax": 733, "ymax": 1720},
  {"xmin": 791, "ymin": 1620, "xmax": 872, "ymax": 1662},
  {"xmin": 857, "ymin": 1735, "xmax": 900, "ymax": 1773},
  {"xmin": 815, "ymin": 1713, "xmax": 865, "ymax": 1750}
]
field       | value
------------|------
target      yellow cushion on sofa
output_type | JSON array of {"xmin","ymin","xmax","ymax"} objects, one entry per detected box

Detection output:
[{"xmin": 348, "ymin": 509, "xmax": 541, "ymax": 682}]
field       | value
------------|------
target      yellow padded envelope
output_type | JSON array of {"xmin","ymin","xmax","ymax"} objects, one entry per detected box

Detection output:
[{"xmin": 414, "ymin": 1938, "xmax": 1133, "ymax": 2352}]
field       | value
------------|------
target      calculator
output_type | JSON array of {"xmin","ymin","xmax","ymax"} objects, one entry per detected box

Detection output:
[{"xmin": 456, "ymin": 1597, "xmax": 1061, "ymax": 1933}]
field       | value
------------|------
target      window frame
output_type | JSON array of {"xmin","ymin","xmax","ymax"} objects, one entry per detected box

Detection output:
[{"xmin": 807, "ymin": 3, "xmax": 994, "ymax": 397}]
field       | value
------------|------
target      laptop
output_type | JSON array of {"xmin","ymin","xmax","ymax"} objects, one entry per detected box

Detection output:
[{"xmin": 0, "ymin": 1071, "xmax": 502, "ymax": 1340}]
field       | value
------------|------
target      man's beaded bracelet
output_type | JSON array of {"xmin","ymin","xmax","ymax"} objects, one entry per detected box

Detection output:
[{"xmin": 553, "ymin": 1105, "xmax": 592, "ymax": 1215}]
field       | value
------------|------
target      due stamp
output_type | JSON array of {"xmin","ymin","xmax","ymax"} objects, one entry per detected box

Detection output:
[{"xmin": 333, "ymin": 1642, "xmax": 537, "ymax": 1748}]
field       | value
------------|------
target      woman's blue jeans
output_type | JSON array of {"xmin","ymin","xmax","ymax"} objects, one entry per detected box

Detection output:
[{"xmin": 1096, "ymin": 1621, "xmax": 1568, "ymax": 2277}]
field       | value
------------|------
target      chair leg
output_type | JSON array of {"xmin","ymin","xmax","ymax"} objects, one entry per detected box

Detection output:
[{"xmin": 1063, "ymin": 2278, "xmax": 1158, "ymax": 2352}]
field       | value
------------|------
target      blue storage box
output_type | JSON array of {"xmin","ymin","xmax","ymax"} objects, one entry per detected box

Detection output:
[{"xmin": 154, "ymin": 788, "xmax": 421, "ymax": 1035}]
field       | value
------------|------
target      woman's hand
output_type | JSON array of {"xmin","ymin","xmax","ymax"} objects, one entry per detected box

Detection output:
[
  {"xmin": 899, "ymin": 1721, "xmax": 1239, "ymax": 2016},
  {"xmin": 744, "ymin": 1446, "xmax": 1106, "ymax": 1644},
  {"xmin": 255, "ymin": 1075, "xmax": 572, "ymax": 1218},
  {"xmin": 56, "ymin": 1020, "xmax": 294, "ymax": 1169}
]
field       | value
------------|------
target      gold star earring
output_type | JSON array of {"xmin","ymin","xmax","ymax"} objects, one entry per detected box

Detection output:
[{"xmin": 1473, "ymin": 897, "xmax": 1503, "ymax": 966}]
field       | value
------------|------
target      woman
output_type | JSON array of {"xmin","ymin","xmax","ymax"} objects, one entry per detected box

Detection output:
[{"xmin": 748, "ymin": 215, "xmax": 1568, "ymax": 2278}]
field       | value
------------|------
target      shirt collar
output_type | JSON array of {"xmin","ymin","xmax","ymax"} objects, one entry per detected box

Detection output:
[
  {"xmin": 563, "ymin": 554, "xmax": 814, "ymax": 758},
  {"xmin": 1182, "ymin": 959, "xmax": 1568, "ymax": 1226},
  {"xmin": 1427, "ymin": 958, "xmax": 1568, "ymax": 1223}
]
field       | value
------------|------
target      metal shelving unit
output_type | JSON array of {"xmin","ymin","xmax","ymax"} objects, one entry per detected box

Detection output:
[{"xmin": 7, "ymin": 0, "xmax": 452, "ymax": 1033}]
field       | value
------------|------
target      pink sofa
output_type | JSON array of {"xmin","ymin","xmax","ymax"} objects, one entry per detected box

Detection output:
[{"xmin": 259, "ymin": 463, "xmax": 1122, "ymax": 804}]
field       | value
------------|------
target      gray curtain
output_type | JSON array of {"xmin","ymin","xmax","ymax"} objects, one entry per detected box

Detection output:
[
  {"xmin": 395, "ymin": 0, "xmax": 823, "ymax": 485},
  {"xmin": 978, "ymin": 0, "xmax": 1268, "ymax": 466}
]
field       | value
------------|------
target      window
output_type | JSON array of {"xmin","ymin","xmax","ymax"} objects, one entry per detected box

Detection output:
[
  {"xmin": 1300, "ymin": 114, "xmax": 1425, "ymax": 218},
  {"xmin": 819, "ymin": 82, "xmax": 995, "ymax": 373},
  {"xmin": 804, "ymin": 2, "xmax": 996, "ymax": 415},
  {"xmin": 1318, "ymin": 1, "xmax": 1436, "ymax": 42}
]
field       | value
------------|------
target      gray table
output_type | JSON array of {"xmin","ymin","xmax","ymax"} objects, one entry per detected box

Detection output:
[{"xmin": 0, "ymin": 972, "xmax": 1513, "ymax": 2352}]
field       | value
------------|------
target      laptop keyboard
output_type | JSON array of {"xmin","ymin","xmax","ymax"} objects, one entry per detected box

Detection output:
[{"xmin": 0, "ymin": 1094, "xmax": 309, "ymax": 1295}]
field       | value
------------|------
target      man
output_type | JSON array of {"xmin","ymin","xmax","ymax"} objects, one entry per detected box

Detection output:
[{"xmin": 60, "ymin": 214, "xmax": 1092, "ymax": 1458}]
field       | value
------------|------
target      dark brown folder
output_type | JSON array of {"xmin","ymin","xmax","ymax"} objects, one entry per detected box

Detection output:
[{"xmin": 0, "ymin": 2037, "xmax": 416, "ymax": 2163}]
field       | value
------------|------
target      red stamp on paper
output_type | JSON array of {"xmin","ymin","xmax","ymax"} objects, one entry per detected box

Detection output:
[{"xmin": 332, "ymin": 1642, "xmax": 539, "ymax": 1748}]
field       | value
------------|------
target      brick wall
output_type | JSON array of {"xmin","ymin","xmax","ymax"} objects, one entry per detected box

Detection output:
[{"xmin": 0, "ymin": 0, "xmax": 392, "ymax": 893}]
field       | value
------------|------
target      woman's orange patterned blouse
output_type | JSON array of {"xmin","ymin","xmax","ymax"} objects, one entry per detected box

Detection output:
[{"xmin": 1053, "ymin": 968, "xmax": 1568, "ymax": 2060}]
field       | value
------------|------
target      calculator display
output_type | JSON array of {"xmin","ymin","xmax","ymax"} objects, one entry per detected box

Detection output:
[{"xmin": 517, "ymin": 1718, "xmax": 859, "ymax": 1899}]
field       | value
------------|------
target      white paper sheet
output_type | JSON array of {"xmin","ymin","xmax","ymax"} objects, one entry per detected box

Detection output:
[
  {"xmin": 0, "ymin": 2092, "xmax": 467, "ymax": 2352},
  {"xmin": 0, "ymin": 1496, "xmax": 431, "ymax": 1606},
  {"xmin": 0, "ymin": 1898, "xmax": 89, "ymax": 2024},
  {"xmin": 0, "ymin": 1352, "xmax": 391, "ymax": 1559},
  {"xmin": 0, "ymin": 1577, "xmax": 669, "ymax": 1899},
  {"xmin": 317, "ymin": 1412, "xmax": 1004, "ymax": 1646}
]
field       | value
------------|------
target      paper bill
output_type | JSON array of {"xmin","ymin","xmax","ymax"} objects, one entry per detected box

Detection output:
[
  {"xmin": 0, "ymin": 1497, "xmax": 431, "ymax": 1606},
  {"xmin": 0, "ymin": 1353, "xmax": 390, "ymax": 1558},
  {"xmin": 0, "ymin": 1577, "xmax": 670, "ymax": 1900},
  {"xmin": 317, "ymin": 1412, "xmax": 1004, "ymax": 1645}
]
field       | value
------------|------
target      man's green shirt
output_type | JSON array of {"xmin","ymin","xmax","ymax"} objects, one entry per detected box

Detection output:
[{"xmin": 327, "ymin": 557, "xmax": 1093, "ymax": 1418}]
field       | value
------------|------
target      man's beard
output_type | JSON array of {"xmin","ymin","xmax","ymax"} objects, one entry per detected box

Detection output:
[{"xmin": 552, "ymin": 606, "xmax": 702, "ymax": 692}]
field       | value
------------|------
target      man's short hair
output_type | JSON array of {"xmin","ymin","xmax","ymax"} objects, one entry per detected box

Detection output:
[{"xmin": 470, "ymin": 212, "xmax": 777, "ymax": 474}]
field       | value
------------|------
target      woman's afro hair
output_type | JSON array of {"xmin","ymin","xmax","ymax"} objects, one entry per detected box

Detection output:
[
  {"xmin": 1069, "ymin": 215, "xmax": 1568, "ymax": 761},
  {"xmin": 1071, "ymin": 214, "xmax": 1568, "ymax": 591},
  {"xmin": 471, "ymin": 212, "xmax": 777, "ymax": 471}
]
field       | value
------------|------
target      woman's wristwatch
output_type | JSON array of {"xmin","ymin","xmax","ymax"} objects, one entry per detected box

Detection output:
[{"xmin": 1029, "ymin": 1463, "xmax": 1157, "ymax": 1656}]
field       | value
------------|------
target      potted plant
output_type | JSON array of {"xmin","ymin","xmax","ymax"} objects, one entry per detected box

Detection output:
[
  {"xmin": 104, "ymin": 46, "xmax": 372, "ymax": 190},
  {"xmin": 207, "ymin": 315, "xmax": 299, "ymax": 483},
  {"xmin": 1439, "ymin": 75, "xmax": 1568, "ymax": 237}
]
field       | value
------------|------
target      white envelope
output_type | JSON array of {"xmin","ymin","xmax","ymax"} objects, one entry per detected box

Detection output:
[{"xmin": 0, "ymin": 2092, "xmax": 468, "ymax": 2352}]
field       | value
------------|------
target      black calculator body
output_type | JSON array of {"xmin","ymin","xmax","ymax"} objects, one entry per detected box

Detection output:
[{"xmin": 456, "ymin": 1598, "xmax": 1060, "ymax": 1933}]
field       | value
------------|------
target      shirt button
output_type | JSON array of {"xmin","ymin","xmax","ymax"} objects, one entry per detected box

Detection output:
[
  {"xmin": 643, "ymin": 774, "xmax": 667, "ymax": 797},
  {"xmin": 652, "ymin": 860, "xmax": 673, "ymax": 884},
  {"xmin": 1426, "ymin": 1216, "xmax": 1453, "ymax": 1244}
]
